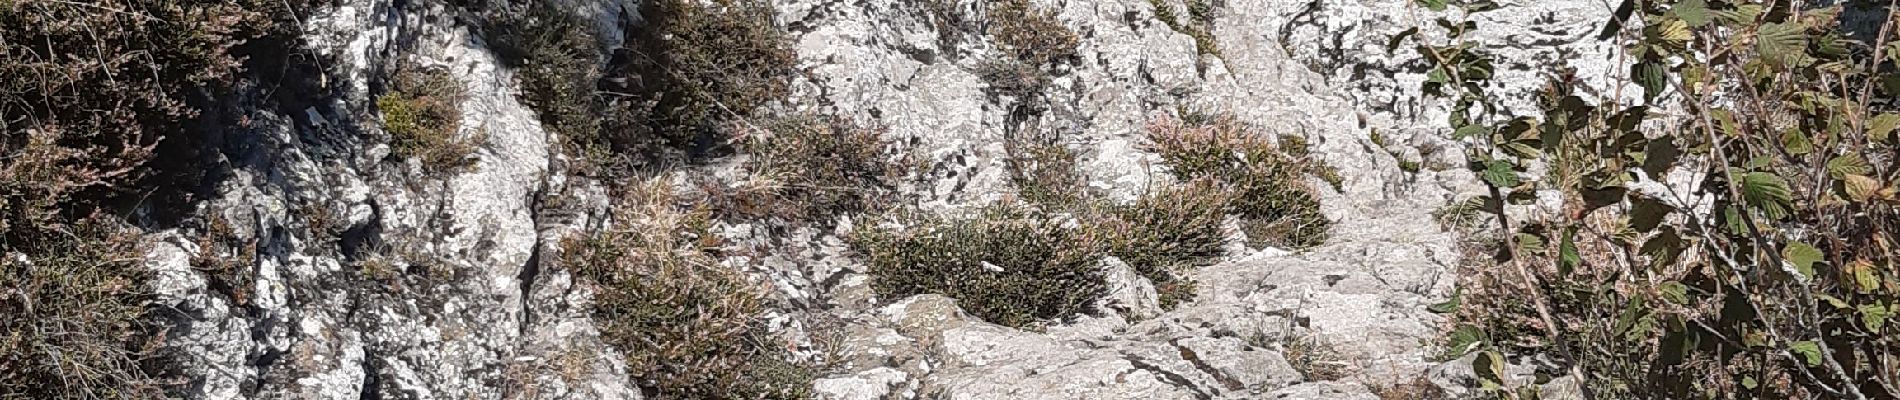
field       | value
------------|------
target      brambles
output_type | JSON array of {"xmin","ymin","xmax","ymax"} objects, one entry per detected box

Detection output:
[
  {"xmin": 1402, "ymin": 1, "xmax": 1900, "ymax": 397},
  {"xmin": 378, "ymin": 66, "xmax": 480, "ymax": 173},
  {"xmin": 1147, "ymin": 115, "xmax": 1332, "ymax": 248},
  {"xmin": 726, "ymin": 116, "xmax": 901, "ymax": 222},
  {"xmin": 563, "ymin": 178, "xmax": 811, "ymax": 399}
]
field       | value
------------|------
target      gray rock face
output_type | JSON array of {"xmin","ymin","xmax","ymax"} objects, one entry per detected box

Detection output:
[
  {"xmin": 141, "ymin": 0, "xmax": 1621, "ymax": 397},
  {"xmin": 146, "ymin": 0, "xmax": 634, "ymax": 398}
]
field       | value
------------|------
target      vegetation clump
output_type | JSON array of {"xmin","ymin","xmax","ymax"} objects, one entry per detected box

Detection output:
[
  {"xmin": 1402, "ymin": 1, "xmax": 1900, "ymax": 398},
  {"xmin": 977, "ymin": 0, "xmax": 1079, "ymax": 111},
  {"xmin": 563, "ymin": 178, "xmax": 812, "ymax": 399},
  {"xmin": 1100, "ymin": 179, "xmax": 1230, "ymax": 308},
  {"xmin": 725, "ymin": 116, "xmax": 902, "ymax": 221},
  {"xmin": 378, "ymin": 66, "xmax": 480, "ymax": 173},
  {"xmin": 852, "ymin": 205, "xmax": 1111, "ymax": 328},
  {"xmin": 1, "ymin": 0, "xmax": 317, "ymax": 397},
  {"xmin": 481, "ymin": 1, "xmax": 605, "ymax": 162},
  {"xmin": 1146, "ymin": 115, "xmax": 1331, "ymax": 248},
  {"xmin": 615, "ymin": 0, "xmax": 799, "ymax": 154},
  {"xmin": 1148, "ymin": 0, "xmax": 1221, "ymax": 57}
]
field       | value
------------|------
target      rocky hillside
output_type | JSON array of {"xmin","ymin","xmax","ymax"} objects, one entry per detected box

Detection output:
[{"xmin": 2, "ymin": 0, "xmax": 1633, "ymax": 398}]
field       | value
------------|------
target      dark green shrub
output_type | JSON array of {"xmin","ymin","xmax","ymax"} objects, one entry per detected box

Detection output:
[
  {"xmin": 1404, "ymin": 2, "xmax": 1900, "ymax": 398},
  {"xmin": 1146, "ymin": 116, "xmax": 1330, "ymax": 248},
  {"xmin": 724, "ymin": 116, "xmax": 901, "ymax": 222},
  {"xmin": 616, "ymin": 0, "xmax": 798, "ymax": 153},
  {"xmin": 480, "ymin": 1, "xmax": 606, "ymax": 164},
  {"xmin": 378, "ymin": 66, "xmax": 480, "ymax": 173},
  {"xmin": 1101, "ymin": 179, "xmax": 1230, "ymax": 308},
  {"xmin": 564, "ymin": 179, "xmax": 811, "ymax": 399},
  {"xmin": 1002, "ymin": 137, "xmax": 1088, "ymax": 208},
  {"xmin": 853, "ymin": 205, "xmax": 1110, "ymax": 328}
]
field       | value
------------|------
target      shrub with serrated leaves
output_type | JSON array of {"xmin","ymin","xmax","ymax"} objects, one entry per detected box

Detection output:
[{"xmin": 1404, "ymin": 1, "xmax": 1900, "ymax": 398}]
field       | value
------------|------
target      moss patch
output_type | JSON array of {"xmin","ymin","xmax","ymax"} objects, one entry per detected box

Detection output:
[{"xmin": 378, "ymin": 66, "xmax": 480, "ymax": 174}]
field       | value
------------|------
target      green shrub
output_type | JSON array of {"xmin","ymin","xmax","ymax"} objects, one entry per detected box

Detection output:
[
  {"xmin": 1101, "ymin": 179, "xmax": 1230, "ymax": 308},
  {"xmin": 1146, "ymin": 116, "xmax": 1330, "ymax": 248},
  {"xmin": 563, "ymin": 179, "xmax": 811, "ymax": 399},
  {"xmin": 1404, "ymin": 2, "xmax": 1900, "ymax": 398},
  {"xmin": 617, "ymin": 0, "xmax": 798, "ymax": 152},
  {"xmin": 724, "ymin": 116, "xmax": 901, "ymax": 222},
  {"xmin": 1002, "ymin": 137, "xmax": 1088, "ymax": 208},
  {"xmin": 378, "ymin": 66, "xmax": 480, "ymax": 173},
  {"xmin": 853, "ymin": 204, "xmax": 1110, "ymax": 328},
  {"xmin": 480, "ymin": 1, "xmax": 606, "ymax": 164}
]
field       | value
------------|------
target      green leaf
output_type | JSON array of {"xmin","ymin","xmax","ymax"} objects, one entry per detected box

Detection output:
[
  {"xmin": 1634, "ymin": 60, "xmax": 1668, "ymax": 101},
  {"xmin": 1516, "ymin": 233, "xmax": 1546, "ymax": 256},
  {"xmin": 1784, "ymin": 241, "xmax": 1823, "ymax": 280},
  {"xmin": 1741, "ymin": 172, "xmax": 1793, "ymax": 219},
  {"xmin": 1757, "ymin": 22, "xmax": 1809, "ymax": 66},
  {"xmin": 1780, "ymin": 129, "xmax": 1813, "ymax": 155},
  {"xmin": 1417, "ymin": 0, "xmax": 1447, "ymax": 12},
  {"xmin": 1741, "ymin": 376, "xmax": 1759, "ymax": 390},
  {"xmin": 1827, "ymin": 153, "xmax": 1872, "ymax": 179},
  {"xmin": 1789, "ymin": 341, "xmax": 1823, "ymax": 366},
  {"xmin": 1558, "ymin": 227, "xmax": 1580, "ymax": 275},
  {"xmin": 1820, "ymin": 294, "xmax": 1851, "ymax": 309},
  {"xmin": 1676, "ymin": 0, "xmax": 1711, "ymax": 27},
  {"xmin": 1453, "ymin": 124, "xmax": 1485, "ymax": 139},
  {"xmin": 1429, "ymin": 288, "xmax": 1461, "ymax": 314},
  {"xmin": 1475, "ymin": 350, "xmax": 1507, "ymax": 388},
  {"xmin": 1873, "ymin": 113, "xmax": 1900, "ymax": 142},
  {"xmin": 1483, "ymin": 160, "xmax": 1520, "ymax": 188},
  {"xmin": 1852, "ymin": 260, "xmax": 1881, "ymax": 293},
  {"xmin": 1445, "ymin": 324, "xmax": 1485, "ymax": 357},
  {"xmin": 1860, "ymin": 304, "xmax": 1890, "ymax": 331},
  {"xmin": 1660, "ymin": 281, "xmax": 1690, "ymax": 305}
]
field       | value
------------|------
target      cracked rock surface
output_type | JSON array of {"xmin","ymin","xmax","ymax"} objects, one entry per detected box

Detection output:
[{"xmin": 141, "ymin": 0, "xmax": 1617, "ymax": 398}]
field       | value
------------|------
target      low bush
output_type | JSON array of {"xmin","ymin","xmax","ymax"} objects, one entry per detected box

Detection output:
[
  {"xmin": 378, "ymin": 66, "xmax": 480, "ymax": 173},
  {"xmin": 725, "ymin": 116, "xmax": 901, "ymax": 222},
  {"xmin": 1002, "ymin": 136, "xmax": 1088, "ymax": 208},
  {"xmin": 480, "ymin": 0, "xmax": 606, "ymax": 163},
  {"xmin": 616, "ymin": 0, "xmax": 799, "ymax": 153},
  {"xmin": 0, "ymin": 215, "xmax": 165, "ymax": 398},
  {"xmin": 979, "ymin": 0, "xmax": 1078, "ymax": 109},
  {"xmin": 1146, "ymin": 116, "xmax": 1331, "ymax": 248},
  {"xmin": 1101, "ymin": 179, "xmax": 1230, "ymax": 308},
  {"xmin": 563, "ymin": 178, "xmax": 811, "ymax": 399},
  {"xmin": 2, "ymin": 0, "xmax": 316, "ymax": 397},
  {"xmin": 852, "ymin": 205, "xmax": 1111, "ymax": 328}
]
